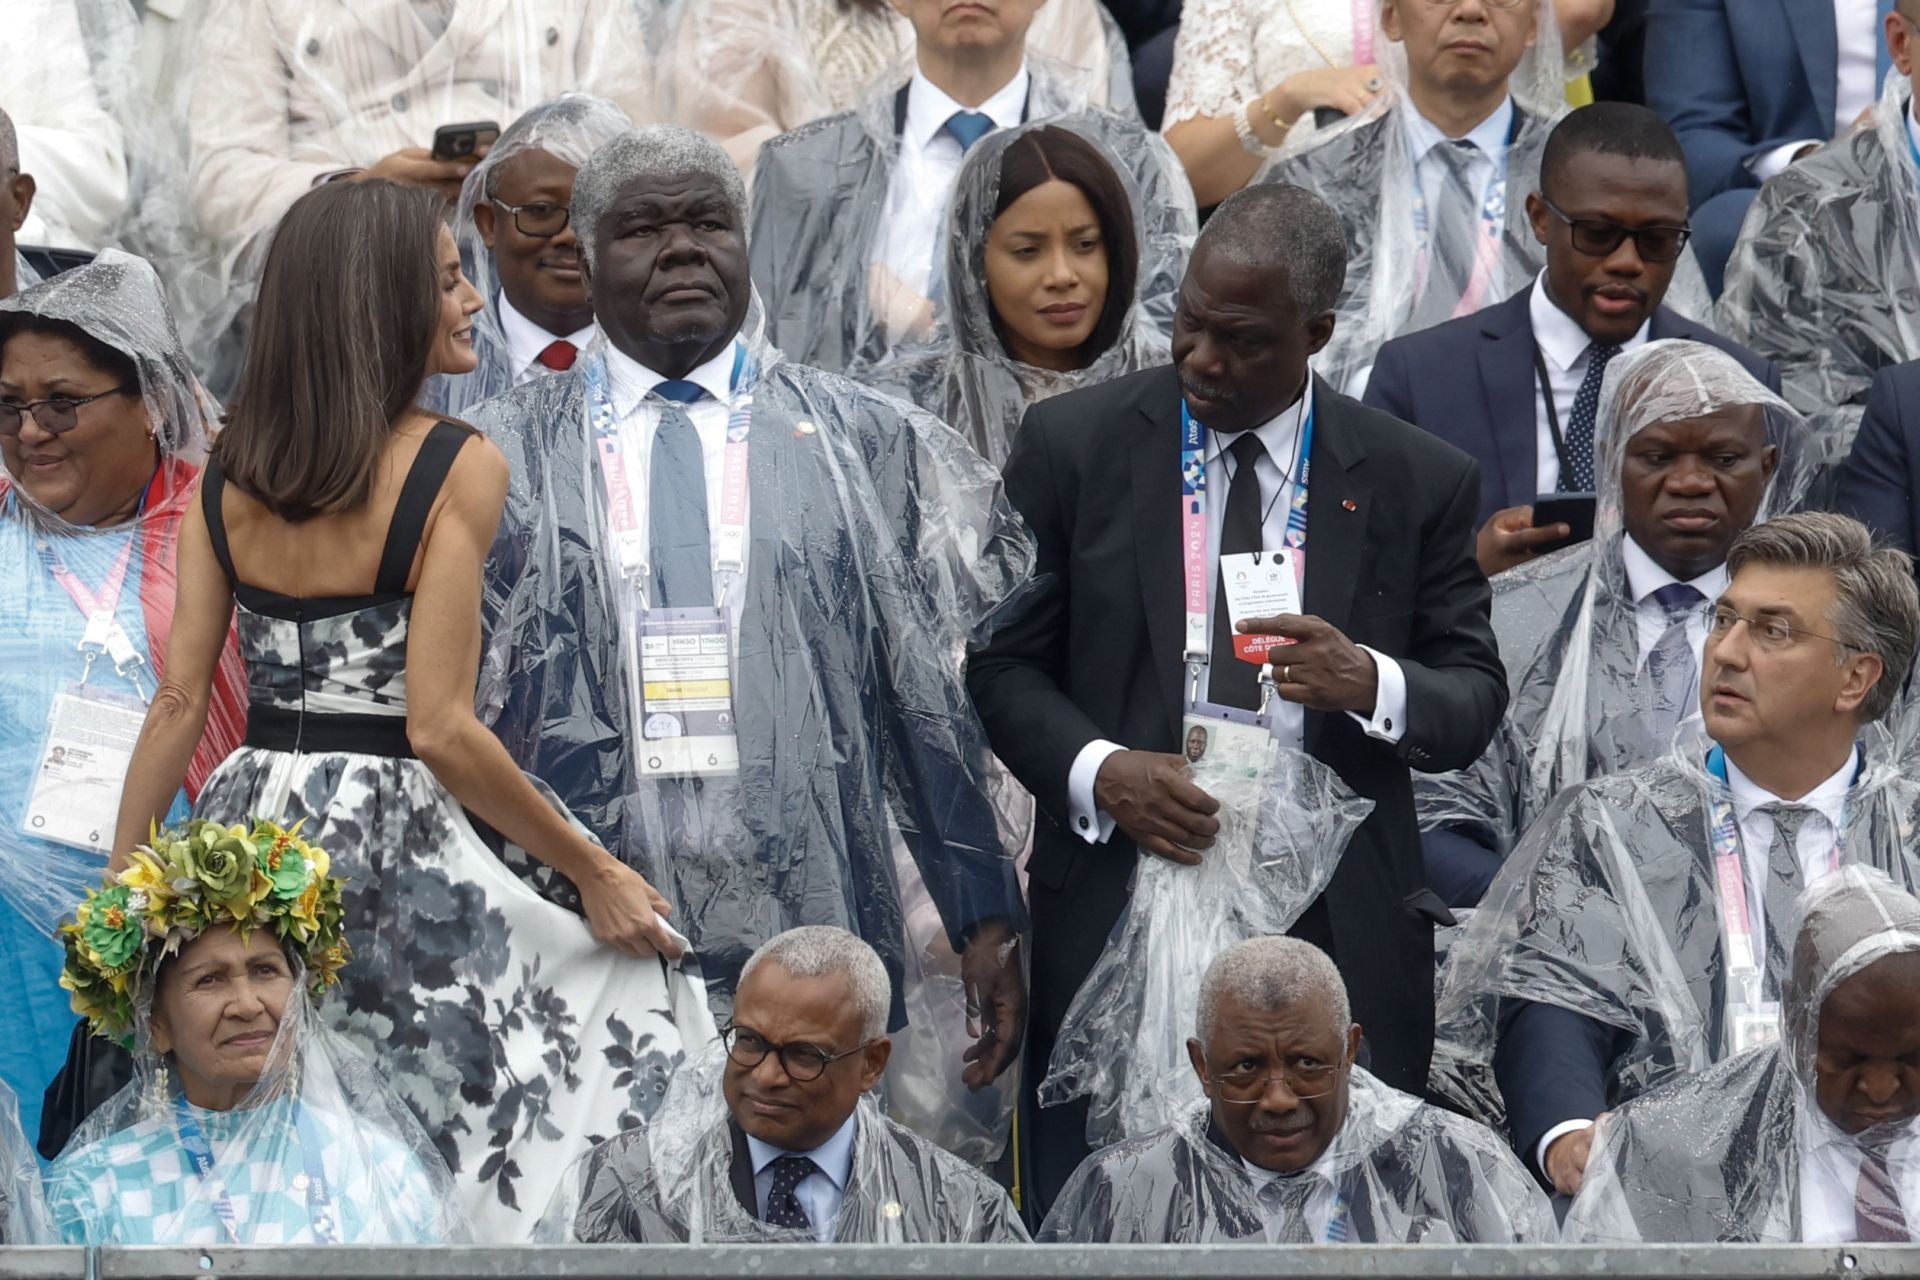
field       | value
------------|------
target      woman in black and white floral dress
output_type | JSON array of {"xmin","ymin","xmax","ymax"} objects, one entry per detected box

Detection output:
[{"xmin": 113, "ymin": 179, "xmax": 712, "ymax": 1241}]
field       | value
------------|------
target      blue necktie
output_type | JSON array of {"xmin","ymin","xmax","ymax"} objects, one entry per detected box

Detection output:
[
  {"xmin": 761, "ymin": 1155, "xmax": 817, "ymax": 1233},
  {"xmin": 1561, "ymin": 343, "xmax": 1621, "ymax": 492},
  {"xmin": 1644, "ymin": 582, "xmax": 1705, "ymax": 737},
  {"xmin": 649, "ymin": 380, "xmax": 712, "ymax": 609},
  {"xmin": 943, "ymin": 110, "xmax": 995, "ymax": 152}
]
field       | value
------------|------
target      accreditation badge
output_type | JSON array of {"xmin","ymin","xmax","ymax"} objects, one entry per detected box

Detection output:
[
  {"xmin": 1180, "ymin": 704, "xmax": 1272, "ymax": 781},
  {"xmin": 635, "ymin": 608, "xmax": 740, "ymax": 777},
  {"xmin": 1219, "ymin": 550, "xmax": 1301, "ymax": 665},
  {"xmin": 23, "ymin": 685, "xmax": 147, "ymax": 855}
]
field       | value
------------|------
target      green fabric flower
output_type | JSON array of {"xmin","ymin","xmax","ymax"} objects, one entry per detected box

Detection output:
[
  {"xmin": 191, "ymin": 830, "xmax": 258, "ymax": 906},
  {"xmin": 262, "ymin": 832, "xmax": 310, "ymax": 901},
  {"xmin": 79, "ymin": 886, "xmax": 143, "ymax": 973}
]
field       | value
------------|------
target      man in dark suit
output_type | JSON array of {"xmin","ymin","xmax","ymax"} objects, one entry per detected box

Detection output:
[
  {"xmin": 476, "ymin": 125, "xmax": 1028, "ymax": 1094},
  {"xmin": 1645, "ymin": 0, "xmax": 1898, "ymax": 293},
  {"xmin": 1365, "ymin": 102, "xmax": 1779, "ymax": 579},
  {"xmin": 1836, "ymin": 360, "xmax": 1920, "ymax": 557},
  {"xmin": 967, "ymin": 182, "xmax": 1508, "ymax": 1217}
]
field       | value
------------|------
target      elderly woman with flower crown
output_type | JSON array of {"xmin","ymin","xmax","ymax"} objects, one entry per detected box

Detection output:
[{"xmin": 43, "ymin": 818, "xmax": 467, "ymax": 1245}]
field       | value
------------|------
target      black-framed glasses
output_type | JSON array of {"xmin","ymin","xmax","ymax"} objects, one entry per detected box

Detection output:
[
  {"xmin": 1709, "ymin": 605, "xmax": 1860, "ymax": 653},
  {"xmin": 1203, "ymin": 1054, "xmax": 1343, "ymax": 1103},
  {"xmin": 1538, "ymin": 196, "xmax": 1692, "ymax": 263},
  {"xmin": 492, "ymin": 199, "xmax": 571, "ymax": 238},
  {"xmin": 721, "ymin": 1024, "xmax": 873, "ymax": 1083},
  {"xmin": 0, "ymin": 386, "xmax": 133, "ymax": 437}
]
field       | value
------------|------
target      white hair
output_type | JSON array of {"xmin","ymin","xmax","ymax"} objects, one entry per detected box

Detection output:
[
  {"xmin": 740, "ymin": 926, "xmax": 891, "ymax": 1042},
  {"xmin": 570, "ymin": 124, "xmax": 747, "ymax": 272},
  {"xmin": 1196, "ymin": 937, "xmax": 1351, "ymax": 1045}
]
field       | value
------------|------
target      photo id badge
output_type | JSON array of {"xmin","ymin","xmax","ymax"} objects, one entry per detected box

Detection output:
[
  {"xmin": 636, "ymin": 608, "xmax": 739, "ymax": 777},
  {"xmin": 23, "ymin": 686, "xmax": 147, "ymax": 855},
  {"xmin": 1181, "ymin": 703, "xmax": 1273, "ymax": 781},
  {"xmin": 1220, "ymin": 550, "xmax": 1301, "ymax": 665}
]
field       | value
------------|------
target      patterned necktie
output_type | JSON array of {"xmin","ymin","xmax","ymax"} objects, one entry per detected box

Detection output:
[
  {"xmin": 648, "ymin": 379, "xmax": 713, "ymax": 610},
  {"xmin": 1411, "ymin": 140, "xmax": 1481, "ymax": 330},
  {"xmin": 943, "ymin": 110, "xmax": 995, "ymax": 152},
  {"xmin": 1644, "ymin": 582, "xmax": 1706, "ymax": 738},
  {"xmin": 1257, "ymin": 1172, "xmax": 1317, "ymax": 1244},
  {"xmin": 1561, "ymin": 343, "xmax": 1622, "ymax": 491},
  {"xmin": 761, "ymin": 1154, "xmax": 819, "ymax": 1233},
  {"xmin": 536, "ymin": 340, "xmax": 578, "ymax": 372},
  {"xmin": 1755, "ymin": 802, "xmax": 1816, "ymax": 996},
  {"xmin": 1857, "ymin": 1141, "xmax": 1911, "ymax": 1242},
  {"xmin": 1210, "ymin": 433, "xmax": 1268, "ymax": 711}
]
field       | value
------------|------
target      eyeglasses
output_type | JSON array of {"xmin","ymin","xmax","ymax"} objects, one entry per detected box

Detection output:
[
  {"xmin": 1709, "ymin": 605, "xmax": 1860, "ymax": 653},
  {"xmin": 1538, "ymin": 197, "xmax": 1692, "ymax": 263},
  {"xmin": 491, "ymin": 199, "xmax": 570, "ymax": 238},
  {"xmin": 721, "ymin": 1024, "xmax": 873, "ymax": 1083},
  {"xmin": 0, "ymin": 386, "xmax": 133, "ymax": 437},
  {"xmin": 1203, "ymin": 1055, "xmax": 1343, "ymax": 1103}
]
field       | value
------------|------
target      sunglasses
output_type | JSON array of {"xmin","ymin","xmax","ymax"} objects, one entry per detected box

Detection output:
[
  {"xmin": 1538, "ymin": 197, "xmax": 1692, "ymax": 263},
  {"xmin": 0, "ymin": 386, "xmax": 134, "ymax": 437}
]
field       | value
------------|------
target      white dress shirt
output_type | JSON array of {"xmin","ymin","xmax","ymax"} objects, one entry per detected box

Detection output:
[
  {"xmin": 1528, "ymin": 273, "xmax": 1653, "ymax": 494},
  {"xmin": 1241, "ymin": 1151, "xmax": 1338, "ymax": 1243},
  {"xmin": 498, "ymin": 292, "xmax": 598, "ymax": 387},
  {"xmin": 1065, "ymin": 382, "xmax": 1411, "ymax": 844},
  {"xmin": 1752, "ymin": 0, "xmax": 1883, "ymax": 181},
  {"xmin": 1535, "ymin": 746, "xmax": 1857, "ymax": 1172},
  {"xmin": 1619, "ymin": 535, "xmax": 1728, "ymax": 666},
  {"xmin": 745, "ymin": 1112, "xmax": 858, "ymax": 1243},
  {"xmin": 872, "ymin": 64, "xmax": 1030, "ymax": 300},
  {"xmin": 1799, "ymin": 1108, "xmax": 1920, "ymax": 1243}
]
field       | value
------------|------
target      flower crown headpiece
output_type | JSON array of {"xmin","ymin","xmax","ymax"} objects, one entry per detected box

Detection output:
[{"xmin": 60, "ymin": 818, "xmax": 351, "ymax": 1043}]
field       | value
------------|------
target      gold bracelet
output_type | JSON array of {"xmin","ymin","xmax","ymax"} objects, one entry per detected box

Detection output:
[{"xmin": 1259, "ymin": 91, "xmax": 1295, "ymax": 138}]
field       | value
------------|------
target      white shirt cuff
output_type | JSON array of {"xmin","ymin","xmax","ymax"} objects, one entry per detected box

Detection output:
[
  {"xmin": 1347, "ymin": 647, "xmax": 1408, "ymax": 744},
  {"xmin": 1536, "ymin": 1117, "xmax": 1596, "ymax": 1174},
  {"xmin": 1749, "ymin": 139, "xmax": 1819, "ymax": 181},
  {"xmin": 1066, "ymin": 739, "xmax": 1125, "ymax": 845}
]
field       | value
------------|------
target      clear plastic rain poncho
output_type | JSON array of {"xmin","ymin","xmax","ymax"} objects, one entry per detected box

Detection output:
[
  {"xmin": 430, "ymin": 92, "xmax": 633, "ymax": 420},
  {"xmin": 0, "ymin": 1077, "xmax": 49, "ymax": 1244},
  {"xmin": 1258, "ymin": 2, "xmax": 1711, "ymax": 396},
  {"xmin": 747, "ymin": 51, "xmax": 1176, "ymax": 375},
  {"xmin": 473, "ymin": 293, "xmax": 1034, "ymax": 1044},
  {"xmin": 666, "ymin": 0, "xmax": 1136, "ymax": 173},
  {"xmin": 536, "ymin": 1042, "xmax": 1029, "ymax": 1243},
  {"xmin": 1565, "ymin": 865, "xmax": 1920, "ymax": 1243},
  {"xmin": 859, "ymin": 116, "xmax": 1193, "ymax": 467},
  {"xmin": 1431, "ymin": 729, "xmax": 1920, "ymax": 1132},
  {"xmin": 0, "ymin": 250, "xmax": 246, "ymax": 1145},
  {"xmin": 47, "ymin": 973, "xmax": 468, "ymax": 1244},
  {"xmin": 1038, "ymin": 1067, "xmax": 1556, "ymax": 1243},
  {"xmin": 169, "ymin": 0, "xmax": 657, "ymax": 391},
  {"xmin": 1038, "ymin": 744, "xmax": 1373, "ymax": 1148},
  {"xmin": 1415, "ymin": 341, "xmax": 1812, "ymax": 867},
  {"xmin": 0, "ymin": 0, "xmax": 130, "ymax": 254},
  {"xmin": 1717, "ymin": 71, "xmax": 1920, "ymax": 503}
]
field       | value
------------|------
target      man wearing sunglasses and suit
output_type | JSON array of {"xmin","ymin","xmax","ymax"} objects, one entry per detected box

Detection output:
[{"xmin": 1364, "ymin": 103, "xmax": 1777, "ymax": 580}]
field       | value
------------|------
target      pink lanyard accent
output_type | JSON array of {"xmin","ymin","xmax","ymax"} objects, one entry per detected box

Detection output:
[
  {"xmin": 44, "ymin": 537, "xmax": 133, "ymax": 629},
  {"xmin": 1350, "ymin": 0, "xmax": 1374, "ymax": 66}
]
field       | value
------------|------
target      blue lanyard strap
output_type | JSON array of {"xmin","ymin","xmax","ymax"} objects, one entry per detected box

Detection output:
[
  {"xmin": 175, "ymin": 1095, "xmax": 335, "ymax": 1244},
  {"xmin": 1178, "ymin": 399, "xmax": 1315, "ymax": 547}
]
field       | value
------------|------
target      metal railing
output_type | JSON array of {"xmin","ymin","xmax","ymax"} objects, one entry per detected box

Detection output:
[{"xmin": 1, "ymin": 1245, "xmax": 1917, "ymax": 1280}]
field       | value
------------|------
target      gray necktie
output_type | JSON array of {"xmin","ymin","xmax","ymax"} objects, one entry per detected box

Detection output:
[
  {"xmin": 1644, "ymin": 582, "xmax": 1706, "ymax": 739},
  {"xmin": 1756, "ymin": 803, "xmax": 1816, "ymax": 996},
  {"xmin": 648, "ymin": 383, "xmax": 713, "ymax": 610},
  {"xmin": 1411, "ymin": 141, "xmax": 1481, "ymax": 330},
  {"xmin": 1258, "ymin": 1173, "xmax": 1316, "ymax": 1244}
]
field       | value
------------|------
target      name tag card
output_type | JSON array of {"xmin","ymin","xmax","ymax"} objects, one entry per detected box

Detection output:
[
  {"xmin": 24, "ymin": 687, "xmax": 147, "ymax": 854},
  {"xmin": 1220, "ymin": 550, "xmax": 1302, "ymax": 664},
  {"xmin": 636, "ymin": 609, "xmax": 739, "ymax": 778}
]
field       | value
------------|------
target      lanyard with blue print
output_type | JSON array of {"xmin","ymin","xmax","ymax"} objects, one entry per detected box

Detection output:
[{"xmin": 174, "ymin": 1096, "xmax": 337, "ymax": 1243}]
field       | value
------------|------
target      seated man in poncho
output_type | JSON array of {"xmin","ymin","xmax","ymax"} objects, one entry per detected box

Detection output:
[{"xmin": 1040, "ymin": 936, "xmax": 1553, "ymax": 1243}]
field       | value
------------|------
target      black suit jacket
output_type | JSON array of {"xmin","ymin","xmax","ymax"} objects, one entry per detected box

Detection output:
[
  {"xmin": 968, "ymin": 366, "xmax": 1506, "ymax": 1117},
  {"xmin": 1835, "ymin": 359, "xmax": 1920, "ymax": 558},
  {"xmin": 1363, "ymin": 287, "xmax": 1783, "ymax": 529}
]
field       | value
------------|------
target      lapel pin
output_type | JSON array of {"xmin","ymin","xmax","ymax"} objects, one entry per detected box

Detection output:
[
  {"xmin": 1342, "ymin": 498, "xmax": 1357, "ymax": 511},
  {"xmin": 794, "ymin": 419, "xmax": 817, "ymax": 439}
]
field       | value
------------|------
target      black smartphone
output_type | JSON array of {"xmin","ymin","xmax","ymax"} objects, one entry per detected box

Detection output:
[
  {"xmin": 430, "ymin": 120, "xmax": 500, "ymax": 163},
  {"xmin": 1530, "ymin": 492, "xmax": 1597, "ymax": 556}
]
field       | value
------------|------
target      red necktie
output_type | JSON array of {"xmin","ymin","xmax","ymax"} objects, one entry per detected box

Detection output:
[{"xmin": 536, "ymin": 340, "xmax": 578, "ymax": 371}]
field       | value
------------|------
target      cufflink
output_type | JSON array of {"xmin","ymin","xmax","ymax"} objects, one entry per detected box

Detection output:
[
  {"xmin": 1383, "ymin": 718, "xmax": 1393, "ymax": 732},
  {"xmin": 1077, "ymin": 816, "xmax": 1090, "ymax": 830}
]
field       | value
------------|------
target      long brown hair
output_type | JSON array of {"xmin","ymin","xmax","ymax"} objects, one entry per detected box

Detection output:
[{"xmin": 214, "ymin": 180, "xmax": 447, "ymax": 522}]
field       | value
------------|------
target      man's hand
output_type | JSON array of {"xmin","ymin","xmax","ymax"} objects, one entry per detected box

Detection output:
[
  {"xmin": 867, "ymin": 261, "xmax": 936, "ymax": 339},
  {"xmin": 958, "ymin": 919, "xmax": 1025, "ymax": 1090},
  {"xmin": 1238, "ymin": 613, "xmax": 1377, "ymax": 713},
  {"xmin": 1543, "ymin": 1116, "xmax": 1606, "ymax": 1196},
  {"xmin": 1093, "ymin": 750, "xmax": 1221, "ymax": 865},
  {"xmin": 1476, "ymin": 505, "xmax": 1568, "ymax": 577},
  {"xmin": 356, "ymin": 147, "xmax": 484, "ymax": 202}
]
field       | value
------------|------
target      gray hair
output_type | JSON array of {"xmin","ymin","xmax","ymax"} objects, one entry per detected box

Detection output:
[
  {"xmin": 570, "ymin": 124, "xmax": 747, "ymax": 272},
  {"xmin": 1196, "ymin": 183, "xmax": 1349, "ymax": 317},
  {"xmin": 1196, "ymin": 937, "xmax": 1351, "ymax": 1046},
  {"xmin": 481, "ymin": 93, "xmax": 633, "ymax": 200},
  {"xmin": 1726, "ymin": 512, "xmax": 1920, "ymax": 724},
  {"xmin": 740, "ymin": 926, "xmax": 891, "ymax": 1042},
  {"xmin": 0, "ymin": 108, "xmax": 15, "ymax": 176}
]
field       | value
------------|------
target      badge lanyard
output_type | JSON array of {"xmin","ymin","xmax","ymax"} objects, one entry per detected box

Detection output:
[
  {"xmin": 584, "ymin": 342, "xmax": 757, "ymax": 609},
  {"xmin": 1410, "ymin": 110, "xmax": 1520, "ymax": 320},
  {"xmin": 36, "ymin": 535, "xmax": 148, "ymax": 701},
  {"xmin": 174, "ymin": 1097, "xmax": 336, "ymax": 1244},
  {"xmin": 1179, "ymin": 396, "xmax": 1313, "ymax": 706},
  {"xmin": 1349, "ymin": 0, "xmax": 1373, "ymax": 66}
]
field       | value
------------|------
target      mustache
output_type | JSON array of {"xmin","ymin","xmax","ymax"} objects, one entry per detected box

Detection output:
[
  {"xmin": 1178, "ymin": 374, "xmax": 1238, "ymax": 404},
  {"xmin": 1246, "ymin": 1108, "xmax": 1315, "ymax": 1135}
]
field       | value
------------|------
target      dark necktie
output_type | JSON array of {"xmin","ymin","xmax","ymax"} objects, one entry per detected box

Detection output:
[
  {"xmin": 1644, "ymin": 582, "xmax": 1706, "ymax": 737},
  {"xmin": 536, "ymin": 339, "xmax": 578, "ymax": 371},
  {"xmin": 1756, "ymin": 802, "xmax": 1816, "ymax": 996},
  {"xmin": 1857, "ymin": 1141, "xmax": 1911, "ymax": 1242},
  {"xmin": 761, "ymin": 1154, "xmax": 818, "ymax": 1233},
  {"xmin": 1210, "ymin": 433, "xmax": 1267, "ymax": 711},
  {"xmin": 943, "ymin": 110, "xmax": 995, "ymax": 152},
  {"xmin": 648, "ymin": 379, "xmax": 712, "ymax": 610},
  {"xmin": 1411, "ymin": 140, "xmax": 1481, "ymax": 330},
  {"xmin": 1257, "ymin": 1172, "xmax": 1316, "ymax": 1243},
  {"xmin": 1561, "ymin": 343, "xmax": 1622, "ymax": 491}
]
